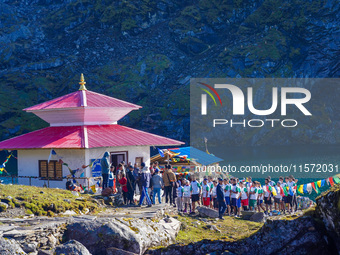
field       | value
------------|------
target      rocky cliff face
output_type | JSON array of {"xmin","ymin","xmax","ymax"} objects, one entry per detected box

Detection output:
[
  {"xmin": 0, "ymin": 0, "xmax": 339, "ymax": 146},
  {"xmin": 316, "ymin": 185, "xmax": 340, "ymax": 253},
  {"xmin": 149, "ymin": 216, "xmax": 335, "ymax": 255},
  {"xmin": 150, "ymin": 185, "xmax": 340, "ymax": 255}
]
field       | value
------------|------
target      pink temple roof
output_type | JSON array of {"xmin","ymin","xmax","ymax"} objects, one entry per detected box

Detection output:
[
  {"xmin": 24, "ymin": 90, "xmax": 141, "ymax": 111},
  {"xmin": 0, "ymin": 125, "xmax": 184, "ymax": 149}
]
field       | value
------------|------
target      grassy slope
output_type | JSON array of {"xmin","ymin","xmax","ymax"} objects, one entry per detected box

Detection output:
[
  {"xmin": 175, "ymin": 215, "xmax": 263, "ymax": 245},
  {"xmin": 0, "ymin": 184, "xmax": 100, "ymax": 216}
]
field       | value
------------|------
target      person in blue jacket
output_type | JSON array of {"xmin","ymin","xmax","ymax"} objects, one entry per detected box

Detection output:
[
  {"xmin": 100, "ymin": 152, "xmax": 110, "ymax": 189},
  {"xmin": 108, "ymin": 165, "xmax": 115, "ymax": 188},
  {"xmin": 138, "ymin": 162, "xmax": 152, "ymax": 207},
  {"xmin": 217, "ymin": 177, "xmax": 227, "ymax": 219}
]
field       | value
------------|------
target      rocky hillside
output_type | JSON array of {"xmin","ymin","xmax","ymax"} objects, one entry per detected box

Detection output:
[
  {"xmin": 316, "ymin": 185, "xmax": 340, "ymax": 252},
  {"xmin": 0, "ymin": 0, "xmax": 339, "ymax": 146},
  {"xmin": 150, "ymin": 185, "xmax": 340, "ymax": 255}
]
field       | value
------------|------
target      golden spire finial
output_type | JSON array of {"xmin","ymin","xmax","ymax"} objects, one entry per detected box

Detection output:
[{"xmin": 79, "ymin": 73, "xmax": 87, "ymax": 91}]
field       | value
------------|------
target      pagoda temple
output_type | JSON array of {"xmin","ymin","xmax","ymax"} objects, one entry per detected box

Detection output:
[{"xmin": 0, "ymin": 74, "xmax": 183, "ymax": 188}]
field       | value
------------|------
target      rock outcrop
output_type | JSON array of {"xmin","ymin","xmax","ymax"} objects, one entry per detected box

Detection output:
[
  {"xmin": 64, "ymin": 217, "xmax": 181, "ymax": 255},
  {"xmin": 316, "ymin": 186, "xmax": 340, "ymax": 252},
  {"xmin": 54, "ymin": 240, "xmax": 91, "ymax": 255},
  {"xmin": 0, "ymin": 236, "xmax": 27, "ymax": 255},
  {"xmin": 149, "ymin": 216, "xmax": 333, "ymax": 255},
  {"xmin": 197, "ymin": 206, "xmax": 219, "ymax": 218}
]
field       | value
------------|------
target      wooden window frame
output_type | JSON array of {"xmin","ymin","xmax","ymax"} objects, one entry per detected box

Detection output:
[
  {"xmin": 39, "ymin": 160, "xmax": 63, "ymax": 181},
  {"xmin": 135, "ymin": 157, "xmax": 143, "ymax": 168}
]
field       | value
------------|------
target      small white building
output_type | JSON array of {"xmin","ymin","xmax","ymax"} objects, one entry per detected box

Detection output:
[{"xmin": 0, "ymin": 74, "xmax": 183, "ymax": 188}]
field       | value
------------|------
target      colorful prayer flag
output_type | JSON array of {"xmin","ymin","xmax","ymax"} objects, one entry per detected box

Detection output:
[
  {"xmin": 283, "ymin": 186, "xmax": 288, "ymax": 196},
  {"xmin": 158, "ymin": 148, "xmax": 165, "ymax": 158},
  {"xmin": 88, "ymin": 160, "xmax": 95, "ymax": 168},
  {"xmin": 48, "ymin": 149, "xmax": 57, "ymax": 163},
  {"xmin": 326, "ymin": 178, "xmax": 330, "ymax": 186},
  {"xmin": 298, "ymin": 185, "xmax": 304, "ymax": 195},
  {"xmin": 0, "ymin": 153, "xmax": 12, "ymax": 174},
  {"xmin": 271, "ymin": 186, "xmax": 277, "ymax": 196},
  {"xmin": 333, "ymin": 175, "xmax": 340, "ymax": 184},
  {"xmin": 311, "ymin": 182, "xmax": 318, "ymax": 194},
  {"xmin": 306, "ymin": 183, "xmax": 312, "ymax": 194},
  {"xmin": 329, "ymin": 177, "xmax": 334, "ymax": 186},
  {"xmin": 321, "ymin": 179, "xmax": 325, "ymax": 187},
  {"xmin": 317, "ymin": 180, "xmax": 322, "ymax": 188},
  {"xmin": 303, "ymin": 184, "xmax": 308, "ymax": 194},
  {"xmin": 314, "ymin": 182, "xmax": 320, "ymax": 193},
  {"xmin": 288, "ymin": 186, "xmax": 294, "ymax": 196}
]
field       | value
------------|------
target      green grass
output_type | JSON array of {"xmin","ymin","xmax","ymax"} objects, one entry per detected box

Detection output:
[
  {"xmin": 175, "ymin": 215, "xmax": 263, "ymax": 245},
  {"xmin": 0, "ymin": 184, "xmax": 100, "ymax": 216}
]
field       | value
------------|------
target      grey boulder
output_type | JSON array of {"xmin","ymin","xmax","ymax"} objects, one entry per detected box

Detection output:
[
  {"xmin": 64, "ymin": 217, "xmax": 181, "ymax": 255},
  {"xmin": 249, "ymin": 212, "xmax": 265, "ymax": 222},
  {"xmin": 107, "ymin": 247, "xmax": 138, "ymax": 255},
  {"xmin": 0, "ymin": 236, "xmax": 27, "ymax": 255},
  {"xmin": 197, "ymin": 206, "xmax": 219, "ymax": 218},
  {"xmin": 54, "ymin": 240, "xmax": 91, "ymax": 255}
]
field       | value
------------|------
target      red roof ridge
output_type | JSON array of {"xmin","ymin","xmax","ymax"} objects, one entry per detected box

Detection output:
[
  {"xmin": 85, "ymin": 90, "xmax": 141, "ymax": 109},
  {"xmin": 116, "ymin": 125, "xmax": 183, "ymax": 142},
  {"xmin": 24, "ymin": 89, "xmax": 142, "ymax": 111},
  {"xmin": 24, "ymin": 91, "xmax": 80, "ymax": 111}
]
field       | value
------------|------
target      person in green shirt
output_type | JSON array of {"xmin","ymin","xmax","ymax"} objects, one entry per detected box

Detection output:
[
  {"xmin": 249, "ymin": 181, "xmax": 258, "ymax": 211},
  {"xmin": 257, "ymin": 182, "xmax": 265, "ymax": 212}
]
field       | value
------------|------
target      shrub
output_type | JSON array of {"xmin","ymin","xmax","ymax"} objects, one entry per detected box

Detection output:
[{"xmin": 25, "ymin": 209, "xmax": 33, "ymax": 215}]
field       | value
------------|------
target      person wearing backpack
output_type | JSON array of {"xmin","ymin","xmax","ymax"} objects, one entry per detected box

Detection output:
[{"xmin": 162, "ymin": 164, "xmax": 176, "ymax": 205}]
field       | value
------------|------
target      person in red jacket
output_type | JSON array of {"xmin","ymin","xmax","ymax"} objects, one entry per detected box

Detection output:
[{"xmin": 118, "ymin": 173, "xmax": 128, "ymax": 205}]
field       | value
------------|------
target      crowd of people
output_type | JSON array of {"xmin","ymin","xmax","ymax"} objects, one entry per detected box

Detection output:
[{"xmin": 100, "ymin": 152, "xmax": 302, "ymax": 220}]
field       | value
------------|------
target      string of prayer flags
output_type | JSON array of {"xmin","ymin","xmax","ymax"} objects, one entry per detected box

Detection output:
[
  {"xmin": 3, "ymin": 154, "xmax": 12, "ymax": 164},
  {"xmin": 0, "ymin": 153, "xmax": 12, "ymax": 175},
  {"xmin": 82, "ymin": 159, "xmax": 96, "ymax": 169},
  {"xmin": 296, "ymin": 174, "xmax": 340, "ymax": 195}
]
